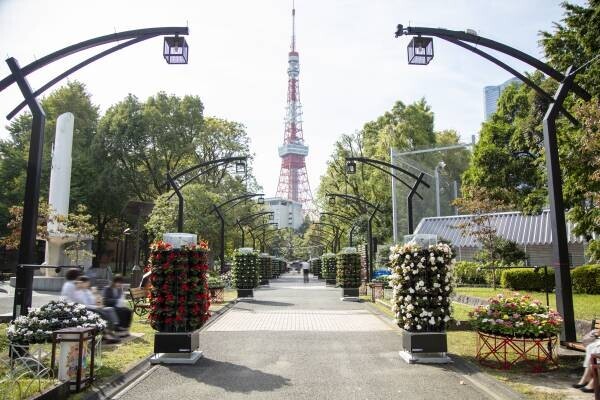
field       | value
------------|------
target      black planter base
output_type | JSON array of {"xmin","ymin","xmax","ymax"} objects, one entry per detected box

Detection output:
[
  {"xmin": 325, "ymin": 279, "xmax": 336, "ymax": 286},
  {"xmin": 154, "ymin": 329, "xmax": 200, "ymax": 354},
  {"xmin": 237, "ymin": 289, "xmax": 254, "ymax": 298},
  {"xmin": 260, "ymin": 279, "xmax": 269, "ymax": 285},
  {"xmin": 342, "ymin": 288, "xmax": 359, "ymax": 297},
  {"xmin": 400, "ymin": 330, "xmax": 451, "ymax": 364}
]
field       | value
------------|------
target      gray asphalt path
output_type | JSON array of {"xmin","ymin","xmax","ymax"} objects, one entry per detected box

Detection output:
[
  {"xmin": 0, "ymin": 282, "xmax": 61, "ymax": 315},
  {"xmin": 118, "ymin": 273, "xmax": 500, "ymax": 400}
]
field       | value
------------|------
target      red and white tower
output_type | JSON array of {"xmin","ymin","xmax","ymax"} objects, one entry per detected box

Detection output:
[{"xmin": 275, "ymin": 6, "xmax": 314, "ymax": 215}]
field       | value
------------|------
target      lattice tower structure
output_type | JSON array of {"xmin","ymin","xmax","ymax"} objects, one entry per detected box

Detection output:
[{"xmin": 275, "ymin": 6, "xmax": 314, "ymax": 215}]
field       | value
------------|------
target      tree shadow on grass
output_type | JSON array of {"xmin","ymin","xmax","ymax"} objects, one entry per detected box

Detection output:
[{"xmin": 171, "ymin": 358, "xmax": 291, "ymax": 393}]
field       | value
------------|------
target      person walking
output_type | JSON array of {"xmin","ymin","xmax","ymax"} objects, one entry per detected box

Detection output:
[{"xmin": 302, "ymin": 261, "xmax": 310, "ymax": 283}]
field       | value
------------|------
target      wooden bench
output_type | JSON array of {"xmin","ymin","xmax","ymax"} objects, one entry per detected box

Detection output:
[
  {"xmin": 564, "ymin": 319, "xmax": 599, "ymax": 352},
  {"xmin": 129, "ymin": 287, "xmax": 150, "ymax": 317}
]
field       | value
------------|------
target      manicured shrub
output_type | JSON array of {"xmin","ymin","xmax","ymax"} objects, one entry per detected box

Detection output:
[
  {"xmin": 454, "ymin": 261, "xmax": 487, "ymax": 285},
  {"xmin": 336, "ymin": 248, "xmax": 361, "ymax": 288},
  {"xmin": 232, "ymin": 248, "xmax": 259, "ymax": 289},
  {"xmin": 500, "ymin": 267, "xmax": 555, "ymax": 292},
  {"xmin": 321, "ymin": 253, "xmax": 337, "ymax": 280},
  {"xmin": 571, "ymin": 264, "xmax": 600, "ymax": 294}
]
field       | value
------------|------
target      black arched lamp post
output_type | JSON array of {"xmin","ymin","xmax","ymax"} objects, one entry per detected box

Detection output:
[
  {"xmin": 212, "ymin": 193, "xmax": 264, "ymax": 272},
  {"xmin": 394, "ymin": 24, "xmax": 592, "ymax": 342},
  {"xmin": 0, "ymin": 26, "xmax": 189, "ymax": 318},
  {"xmin": 320, "ymin": 212, "xmax": 357, "ymax": 246},
  {"xmin": 327, "ymin": 193, "xmax": 381, "ymax": 281},
  {"xmin": 236, "ymin": 211, "xmax": 274, "ymax": 247},
  {"xmin": 314, "ymin": 222, "xmax": 343, "ymax": 252},
  {"xmin": 345, "ymin": 156, "xmax": 430, "ymax": 234},
  {"xmin": 167, "ymin": 156, "xmax": 247, "ymax": 232}
]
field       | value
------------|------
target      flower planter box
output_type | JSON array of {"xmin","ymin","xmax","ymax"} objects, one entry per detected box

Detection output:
[
  {"xmin": 237, "ymin": 289, "xmax": 254, "ymax": 298},
  {"xmin": 369, "ymin": 282, "xmax": 384, "ymax": 302},
  {"xmin": 154, "ymin": 329, "xmax": 200, "ymax": 354},
  {"xmin": 342, "ymin": 288, "xmax": 359, "ymax": 297},
  {"xmin": 476, "ymin": 331, "xmax": 559, "ymax": 372},
  {"xmin": 402, "ymin": 330, "xmax": 448, "ymax": 354}
]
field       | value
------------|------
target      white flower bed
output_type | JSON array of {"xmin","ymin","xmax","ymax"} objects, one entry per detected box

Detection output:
[
  {"xmin": 389, "ymin": 242, "xmax": 455, "ymax": 332},
  {"xmin": 7, "ymin": 299, "xmax": 107, "ymax": 344}
]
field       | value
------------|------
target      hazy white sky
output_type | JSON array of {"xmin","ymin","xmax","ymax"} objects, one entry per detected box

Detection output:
[{"xmin": 0, "ymin": 0, "xmax": 580, "ymax": 197}]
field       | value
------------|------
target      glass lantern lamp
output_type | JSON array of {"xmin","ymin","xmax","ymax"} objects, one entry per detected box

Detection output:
[
  {"xmin": 235, "ymin": 160, "xmax": 247, "ymax": 175},
  {"xmin": 346, "ymin": 160, "xmax": 357, "ymax": 174},
  {"xmin": 163, "ymin": 35, "xmax": 189, "ymax": 64},
  {"xmin": 407, "ymin": 36, "xmax": 434, "ymax": 65},
  {"xmin": 257, "ymin": 196, "xmax": 265, "ymax": 205},
  {"xmin": 328, "ymin": 196, "xmax": 336, "ymax": 206},
  {"xmin": 51, "ymin": 326, "xmax": 97, "ymax": 392}
]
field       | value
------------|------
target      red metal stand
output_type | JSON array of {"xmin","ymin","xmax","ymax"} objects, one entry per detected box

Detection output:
[{"xmin": 476, "ymin": 331, "xmax": 559, "ymax": 372}]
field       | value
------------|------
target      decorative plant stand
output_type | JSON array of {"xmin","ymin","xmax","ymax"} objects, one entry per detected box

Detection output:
[
  {"xmin": 399, "ymin": 331, "xmax": 451, "ymax": 364},
  {"xmin": 369, "ymin": 282, "xmax": 384, "ymax": 302},
  {"xmin": 476, "ymin": 331, "xmax": 559, "ymax": 372},
  {"xmin": 210, "ymin": 286, "xmax": 225, "ymax": 303}
]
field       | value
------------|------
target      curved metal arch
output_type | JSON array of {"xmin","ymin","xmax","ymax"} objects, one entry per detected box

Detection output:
[{"xmin": 238, "ymin": 211, "xmax": 274, "ymax": 225}]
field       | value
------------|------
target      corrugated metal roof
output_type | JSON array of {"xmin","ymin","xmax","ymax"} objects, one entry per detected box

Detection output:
[{"xmin": 413, "ymin": 210, "xmax": 586, "ymax": 247}]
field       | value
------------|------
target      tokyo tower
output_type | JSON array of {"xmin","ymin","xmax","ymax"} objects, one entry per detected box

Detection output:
[{"xmin": 275, "ymin": 5, "xmax": 314, "ymax": 215}]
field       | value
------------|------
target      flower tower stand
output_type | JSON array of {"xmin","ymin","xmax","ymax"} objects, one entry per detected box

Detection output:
[
  {"xmin": 336, "ymin": 248, "xmax": 361, "ymax": 301},
  {"xmin": 232, "ymin": 248, "xmax": 259, "ymax": 298},
  {"xmin": 148, "ymin": 234, "xmax": 211, "ymax": 365},
  {"xmin": 321, "ymin": 253, "xmax": 337, "ymax": 286},
  {"xmin": 390, "ymin": 240, "xmax": 454, "ymax": 364}
]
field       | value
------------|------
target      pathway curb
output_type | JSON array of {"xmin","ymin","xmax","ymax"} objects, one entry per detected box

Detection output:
[{"xmin": 84, "ymin": 299, "xmax": 238, "ymax": 400}]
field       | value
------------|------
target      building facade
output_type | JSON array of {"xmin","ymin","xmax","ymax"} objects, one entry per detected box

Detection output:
[
  {"xmin": 265, "ymin": 197, "xmax": 304, "ymax": 230},
  {"xmin": 483, "ymin": 77, "xmax": 521, "ymax": 120},
  {"xmin": 413, "ymin": 210, "xmax": 590, "ymax": 267}
]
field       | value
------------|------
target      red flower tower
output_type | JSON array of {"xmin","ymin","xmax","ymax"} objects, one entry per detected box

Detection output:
[{"xmin": 275, "ymin": 5, "xmax": 314, "ymax": 214}]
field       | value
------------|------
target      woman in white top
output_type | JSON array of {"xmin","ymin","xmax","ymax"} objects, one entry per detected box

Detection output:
[
  {"xmin": 73, "ymin": 276, "xmax": 120, "ymax": 343},
  {"xmin": 60, "ymin": 268, "xmax": 81, "ymax": 300}
]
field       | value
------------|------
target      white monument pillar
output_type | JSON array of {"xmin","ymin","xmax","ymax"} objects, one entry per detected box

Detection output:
[{"xmin": 45, "ymin": 113, "xmax": 74, "ymax": 273}]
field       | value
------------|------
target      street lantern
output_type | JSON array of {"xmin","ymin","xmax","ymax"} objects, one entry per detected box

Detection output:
[
  {"xmin": 269, "ymin": 213, "xmax": 274, "ymax": 221},
  {"xmin": 407, "ymin": 36, "xmax": 434, "ymax": 65},
  {"xmin": 163, "ymin": 35, "xmax": 189, "ymax": 64},
  {"xmin": 257, "ymin": 196, "xmax": 265, "ymax": 205},
  {"xmin": 346, "ymin": 160, "xmax": 357, "ymax": 175},
  {"xmin": 328, "ymin": 196, "xmax": 336, "ymax": 206},
  {"xmin": 235, "ymin": 160, "xmax": 247, "ymax": 174}
]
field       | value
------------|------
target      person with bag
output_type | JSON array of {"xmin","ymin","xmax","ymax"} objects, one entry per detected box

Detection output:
[
  {"xmin": 102, "ymin": 275, "xmax": 133, "ymax": 336},
  {"xmin": 572, "ymin": 328, "xmax": 600, "ymax": 393}
]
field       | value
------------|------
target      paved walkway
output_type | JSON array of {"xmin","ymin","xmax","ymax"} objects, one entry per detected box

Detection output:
[{"xmin": 117, "ymin": 273, "xmax": 507, "ymax": 400}]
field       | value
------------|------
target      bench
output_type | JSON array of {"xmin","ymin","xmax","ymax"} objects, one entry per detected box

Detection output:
[
  {"xmin": 129, "ymin": 287, "xmax": 150, "ymax": 317},
  {"xmin": 564, "ymin": 319, "xmax": 599, "ymax": 352}
]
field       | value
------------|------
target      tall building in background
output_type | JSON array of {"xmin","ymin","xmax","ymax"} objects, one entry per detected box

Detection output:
[
  {"xmin": 275, "ymin": 5, "xmax": 314, "ymax": 218},
  {"xmin": 483, "ymin": 77, "xmax": 521, "ymax": 120},
  {"xmin": 265, "ymin": 197, "xmax": 304, "ymax": 230}
]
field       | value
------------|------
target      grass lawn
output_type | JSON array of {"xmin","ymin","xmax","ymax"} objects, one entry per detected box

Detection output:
[
  {"xmin": 0, "ymin": 290, "xmax": 237, "ymax": 400},
  {"xmin": 366, "ymin": 298, "xmax": 585, "ymax": 400},
  {"xmin": 455, "ymin": 287, "xmax": 600, "ymax": 320}
]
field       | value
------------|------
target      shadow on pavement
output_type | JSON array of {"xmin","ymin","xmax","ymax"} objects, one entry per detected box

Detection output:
[
  {"xmin": 249, "ymin": 300, "xmax": 294, "ymax": 307},
  {"xmin": 172, "ymin": 358, "xmax": 291, "ymax": 393}
]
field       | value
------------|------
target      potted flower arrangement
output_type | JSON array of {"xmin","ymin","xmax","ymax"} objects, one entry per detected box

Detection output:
[
  {"xmin": 469, "ymin": 293, "xmax": 562, "ymax": 371},
  {"xmin": 258, "ymin": 253, "xmax": 272, "ymax": 286},
  {"xmin": 232, "ymin": 248, "xmax": 259, "ymax": 298},
  {"xmin": 8, "ymin": 300, "xmax": 107, "ymax": 345},
  {"xmin": 389, "ymin": 242, "xmax": 454, "ymax": 363},
  {"xmin": 336, "ymin": 248, "xmax": 361, "ymax": 298},
  {"xmin": 321, "ymin": 253, "xmax": 337, "ymax": 286},
  {"xmin": 147, "ymin": 240, "xmax": 211, "ymax": 355},
  {"xmin": 208, "ymin": 274, "xmax": 226, "ymax": 303}
]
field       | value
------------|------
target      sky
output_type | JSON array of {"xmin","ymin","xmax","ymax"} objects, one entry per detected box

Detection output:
[{"xmin": 0, "ymin": 0, "xmax": 582, "ymax": 198}]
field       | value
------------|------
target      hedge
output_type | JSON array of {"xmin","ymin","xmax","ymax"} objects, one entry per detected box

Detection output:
[
  {"xmin": 454, "ymin": 261, "xmax": 487, "ymax": 285},
  {"xmin": 571, "ymin": 264, "xmax": 600, "ymax": 294},
  {"xmin": 500, "ymin": 268, "xmax": 555, "ymax": 292}
]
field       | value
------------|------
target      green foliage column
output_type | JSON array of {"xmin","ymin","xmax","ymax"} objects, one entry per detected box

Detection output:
[
  {"xmin": 336, "ymin": 248, "xmax": 361, "ymax": 288},
  {"xmin": 310, "ymin": 258, "xmax": 322, "ymax": 279},
  {"xmin": 321, "ymin": 253, "xmax": 337, "ymax": 285},
  {"xmin": 232, "ymin": 248, "xmax": 259, "ymax": 289},
  {"xmin": 258, "ymin": 253, "xmax": 272, "ymax": 285}
]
